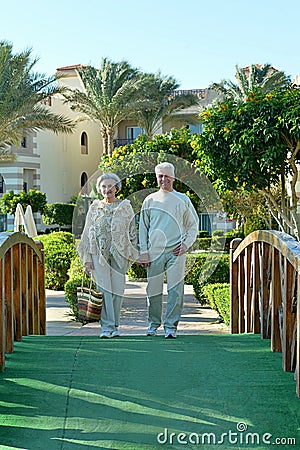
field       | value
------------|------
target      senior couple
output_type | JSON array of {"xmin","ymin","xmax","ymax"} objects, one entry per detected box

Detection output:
[{"xmin": 77, "ymin": 162, "xmax": 199, "ymax": 339}]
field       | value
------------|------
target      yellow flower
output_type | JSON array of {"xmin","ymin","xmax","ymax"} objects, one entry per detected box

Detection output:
[
  {"xmin": 234, "ymin": 176, "xmax": 239, "ymax": 182},
  {"xmin": 278, "ymin": 116, "xmax": 282, "ymax": 121},
  {"xmin": 245, "ymin": 93, "xmax": 256, "ymax": 102},
  {"xmin": 119, "ymin": 155, "xmax": 124, "ymax": 160},
  {"xmin": 201, "ymin": 110, "xmax": 211, "ymax": 119},
  {"xmin": 238, "ymin": 109, "xmax": 243, "ymax": 115},
  {"xmin": 141, "ymin": 179, "xmax": 147, "ymax": 188},
  {"xmin": 242, "ymin": 181, "xmax": 247, "ymax": 188},
  {"xmin": 223, "ymin": 127, "xmax": 230, "ymax": 133},
  {"xmin": 265, "ymin": 93, "xmax": 273, "ymax": 100},
  {"xmin": 190, "ymin": 141, "xmax": 198, "ymax": 150}
]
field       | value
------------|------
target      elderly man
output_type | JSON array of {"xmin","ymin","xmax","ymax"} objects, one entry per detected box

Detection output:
[{"xmin": 138, "ymin": 162, "xmax": 199, "ymax": 338}]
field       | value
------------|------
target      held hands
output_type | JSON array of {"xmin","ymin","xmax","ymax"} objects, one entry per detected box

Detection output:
[
  {"xmin": 137, "ymin": 252, "xmax": 151, "ymax": 268},
  {"xmin": 173, "ymin": 243, "xmax": 187, "ymax": 256}
]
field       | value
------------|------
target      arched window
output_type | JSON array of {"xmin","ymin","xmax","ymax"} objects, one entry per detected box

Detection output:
[
  {"xmin": 81, "ymin": 132, "xmax": 88, "ymax": 154},
  {"xmin": 81, "ymin": 172, "xmax": 88, "ymax": 194}
]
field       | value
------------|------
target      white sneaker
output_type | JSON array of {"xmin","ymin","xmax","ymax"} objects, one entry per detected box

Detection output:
[
  {"xmin": 165, "ymin": 329, "xmax": 177, "ymax": 339},
  {"xmin": 100, "ymin": 330, "xmax": 112, "ymax": 339},
  {"xmin": 111, "ymin": 327, "xmax": 120, "ymax": 338},
  {"xmin": 146, "ymin": 327, "xmax": 157, "ymax": 336}
]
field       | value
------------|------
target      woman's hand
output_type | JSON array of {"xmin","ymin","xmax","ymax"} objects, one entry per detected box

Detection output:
[
  {"xmin": 85, "ymin": 262, "xmax": 94, "ymax": 272},
  {"xmin": 137, "ymin": 252, "xmax": 151, "ymax": 268}
]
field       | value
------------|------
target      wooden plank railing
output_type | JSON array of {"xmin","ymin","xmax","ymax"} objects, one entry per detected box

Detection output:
[
  {"xmin": 0, "ymin": 232, "xmax": 45, "ymax": 370},
  {"xmin": 230, "ymin": 230, "xmax": 300, "ymax": 397}
]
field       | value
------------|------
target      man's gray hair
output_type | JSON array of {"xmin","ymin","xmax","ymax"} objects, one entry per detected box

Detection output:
[
  {"xmin": 155, "ymin": 162, "xmax": 175, "ymax": 177},
  {"xmin": 96, "ymin": 172, "xmax": 122, "ymax": 192}
]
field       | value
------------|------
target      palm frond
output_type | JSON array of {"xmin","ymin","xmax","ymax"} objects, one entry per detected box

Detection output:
[{"xmin": 0, "ymin": 40, "xmax": 75, "ymax": 148}]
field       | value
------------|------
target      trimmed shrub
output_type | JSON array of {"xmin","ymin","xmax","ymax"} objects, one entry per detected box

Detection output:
[
  {"xmin": 65, "ymin": 254, "xmax": 84, "ymax": 320},
  {"xmin": 190, "ymin": 238, "xmax": 211, "ymax": 252},
  {"xmin": 38, "ymin": 231, "xmax": 76, "ymax": 290},
  {"xmin": 198, "ymin": 230, "xmax": 209, "ymax": 238},
  {"xmin": 185, "ymin": 253, "xmax": 230, "ymax": 305},
  {"xmin": 42, "ymin": 203, "xmax": 75, "ymax": 228},
  {"xmin": 202, "ymin": 283, "xmax": 230, "ymax": 326},
  {"xmin": 211, "ymin": 229, "xmax": 226, "ymax": 251},
  {"xmin": 127, "ymin": 262, "xmax": 147, "ymax": 281}
]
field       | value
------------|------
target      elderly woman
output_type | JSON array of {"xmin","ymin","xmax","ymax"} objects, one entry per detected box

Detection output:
[{"xmin": 77, "ymin": 172, "xmax": 138, "ymax": 338}]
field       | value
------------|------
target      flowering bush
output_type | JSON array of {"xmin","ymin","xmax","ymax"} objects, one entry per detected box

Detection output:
[{"xmin": 99, "ymin": 127, "xmax": 206, "ymax": 211}]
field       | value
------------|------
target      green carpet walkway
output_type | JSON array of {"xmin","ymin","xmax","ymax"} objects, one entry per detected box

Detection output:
[{"xmin": 0, "ymin": 335, "xmax": 299, "ymax": 450}]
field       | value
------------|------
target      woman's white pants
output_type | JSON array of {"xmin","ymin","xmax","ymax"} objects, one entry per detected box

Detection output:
[{"xmin": 92, "ymin": 255, "xmax": 126, "ymax": 332}]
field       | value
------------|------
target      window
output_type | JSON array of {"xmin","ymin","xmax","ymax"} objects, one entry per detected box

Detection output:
[
  {"xmin": 81, "ymin": 132, "xmax": 88, "ymax": 154},
  {"xmin": 0, "ymin": 175, "xmax": 4, "ymax": 194},
  {"xmin": 126, "ymin": 127, "xmax": 143, "ymax": 141},
  {"xmin": 81, "ymin": 172, "xmax": 88, "ymax": 194},
  {"xmin": 21, "ymin": 137, "xmax": 27, "ymax": 148},
  {"xmin": 189, "ymin": 124, "xmax": 203, "ymax": 134}
]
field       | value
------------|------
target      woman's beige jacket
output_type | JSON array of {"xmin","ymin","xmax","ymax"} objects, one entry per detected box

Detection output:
[{"xmin": 77, "ymin": 199, "xmax": 138, "ymax": 269}]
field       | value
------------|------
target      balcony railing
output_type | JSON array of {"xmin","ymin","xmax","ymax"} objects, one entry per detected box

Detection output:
[
  {"xmin": 172, "ymin": 89, "xmax": 206, "ymax": 100},
  {"xmin": 114, "ymin": 139, "xmax": 134, "ymax": 148}
]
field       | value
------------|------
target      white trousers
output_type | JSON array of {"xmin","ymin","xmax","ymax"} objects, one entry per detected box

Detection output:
[{"xmin": 92, "ymin": 254, "xmax": 126, "ymax": 332}]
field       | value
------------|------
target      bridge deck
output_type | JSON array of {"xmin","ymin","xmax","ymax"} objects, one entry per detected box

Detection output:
[{"xmin": 0, "ymin": 334, "xmax": 299, "ymax": 449}]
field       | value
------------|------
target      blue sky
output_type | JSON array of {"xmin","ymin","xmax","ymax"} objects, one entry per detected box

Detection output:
[{"xmin": 1, "ymin": 0, "xmax": 300, "ymax": 89}]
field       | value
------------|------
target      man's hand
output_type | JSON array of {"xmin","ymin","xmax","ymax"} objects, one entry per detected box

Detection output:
[
  {"xmin": 137, "ymin": 252, "xmax": 151, "ymax": 268},
  {"xmin": 173, "ymin": 243, "xmax": 187, "ymax": 256}
]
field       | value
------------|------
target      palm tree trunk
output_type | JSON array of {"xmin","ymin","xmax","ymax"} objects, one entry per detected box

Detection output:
[
  {"xmin": 107, "ymin": 128, "xmax": 115, "ymax": 157},
  {"xmin": 100, "ymin": 128, "xmax": 108, "ymax": 155}
]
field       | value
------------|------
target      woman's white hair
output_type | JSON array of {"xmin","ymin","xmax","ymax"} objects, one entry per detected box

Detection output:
[
  {"xmin": 96, "ymin": 172, "xmax": 122, "ymax": 192},
  {"xmin": 155, "ymin": 162, "xmax": 175, "ymax": 177}
]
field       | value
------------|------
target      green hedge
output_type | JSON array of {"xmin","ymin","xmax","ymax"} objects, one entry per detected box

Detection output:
[
  {"xmin": 38, "ymin": 231, "xmax": 76, "ymax": 290},
  {"xmin": 185, "ymin": 253, "xmax": 230, "ymax": 305},
  {"xmin": 42, "ymin": 203, "xmax": 75, "ymax": 228},
  {"xmin": 202, "ymin": 283, "xmax": 230, "ymax": 326},
  {"xmin": 190, "ymin": 238, "xmax": 212, "ymax": 252},
  {"xmin": 198, "ymin": 230, "xmax": 209, "ymax": 238},
  {"xmin": 127, "ymin": 262, "xmax": 147, "ymax": 281}
]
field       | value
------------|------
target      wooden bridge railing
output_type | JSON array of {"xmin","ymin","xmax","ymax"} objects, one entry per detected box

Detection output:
[
  {"xmin": 0, "ymin": 232, "xmax": 45, "ymax": 371},
  {"xmin": 230, "ymin": 230, "xmax": 300, "ymax": 397}
]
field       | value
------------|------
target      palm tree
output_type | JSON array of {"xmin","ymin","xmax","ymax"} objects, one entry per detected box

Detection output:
[
  {"xmin": 210, "ymin": 64, "xmax": 290, "ymax": 101},
  {"xmin": 0, "ymin": 41, "xmax": 75, "ymax": 155},
  {"xmin": 63, "ymin": 58, "xmax": 143, "ymax": 156},
  {"xmin": 133, "ymin": 72, "xmax": 198, "ymax": 139}
]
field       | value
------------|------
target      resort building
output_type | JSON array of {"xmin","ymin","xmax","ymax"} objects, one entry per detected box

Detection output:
[{"xmin": 0, "ymin": 65, "xmax": 219, "ymax": 230}]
